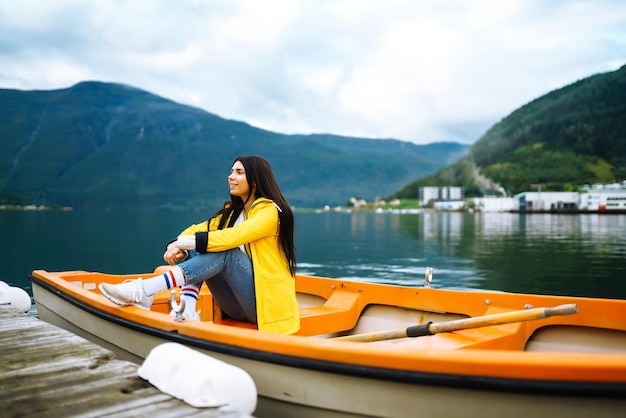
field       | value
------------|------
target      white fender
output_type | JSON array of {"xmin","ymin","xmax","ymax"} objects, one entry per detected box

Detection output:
[
  {"xmin": 137, "ymin": 342, "xmax": 257, "ymax": 414},
  {"xmin": 0, "ymin": 281, "xmax": 32, "ymax": 313}
]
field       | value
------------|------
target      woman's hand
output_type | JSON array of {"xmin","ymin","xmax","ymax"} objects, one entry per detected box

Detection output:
[{"xmin": 164, "ymin": 241, "xmax": 187, "ymax": 266}]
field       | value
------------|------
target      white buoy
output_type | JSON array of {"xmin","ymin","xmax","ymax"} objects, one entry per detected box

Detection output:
[
  {"xmin": 137, "ymin": 342, "xmax": 257, "ymax": 414},
  {"xmin": 0, "ymin": 281, "xmax": 32, "ymax": 313}
]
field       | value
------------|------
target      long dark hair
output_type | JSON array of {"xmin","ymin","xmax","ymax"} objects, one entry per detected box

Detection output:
[{"xmin": 212, "ymin": 155, "xmax": 296, "ymax": 275}]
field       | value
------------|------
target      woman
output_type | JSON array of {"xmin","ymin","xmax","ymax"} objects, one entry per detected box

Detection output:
[{"xmin": 99, "ymin": 155, "xmax": 300, "ymax": 335}]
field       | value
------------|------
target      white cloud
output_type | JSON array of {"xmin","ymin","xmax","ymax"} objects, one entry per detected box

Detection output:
[{"xmin": 0, "ymin": 0, "xmax": 624, "ymax": 144}]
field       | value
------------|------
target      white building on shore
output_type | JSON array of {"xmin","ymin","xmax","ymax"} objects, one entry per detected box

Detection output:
[
  {"xmin": 513, "ymin": 191, "xmax": 579, "ymax": 211},
  {"xmin": 428, "ymin": 182, "xmax": 626, "ymax": 212},
  {"xmin": 469, "ymin": 197, "xmax": 516, "ymax": 212},
  {"xmin": 513, "ymin": 182, "xmax": 626, "ymax": 212},
  {"xmin": 578, "ymin": 183, "xmax": 626, "ymax": 211},
  {"xmin": 420, "ymin": 186, "xmax": 464, "ymax": 204}
]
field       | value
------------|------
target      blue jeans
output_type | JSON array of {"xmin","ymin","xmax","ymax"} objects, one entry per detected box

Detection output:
[{"xmin": 179, "ymin": 249, "xmax": 257, "ymax": 323}]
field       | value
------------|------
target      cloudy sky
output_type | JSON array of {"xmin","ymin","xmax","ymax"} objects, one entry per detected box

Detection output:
[{"xmin": 1, "ymin": 0, "xmax": 625, "ymax": 144}]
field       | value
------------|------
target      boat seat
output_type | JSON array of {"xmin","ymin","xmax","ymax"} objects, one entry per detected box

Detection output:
[
  {"xmin": 210, "ymin": 297, "xmax": 258, "ymax": 329},
  {"xmin": 296, "ymin": 291, "xmax": 362, "ymax": 336},
  {"xmin": 209, "ymin": 290, "xmax": 362, "ymax": 335}
]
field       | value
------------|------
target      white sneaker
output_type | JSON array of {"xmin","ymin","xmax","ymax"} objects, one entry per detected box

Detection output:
[{"xmin": 99, "ymin": 278, "xmax": 155, "ymax": 310}]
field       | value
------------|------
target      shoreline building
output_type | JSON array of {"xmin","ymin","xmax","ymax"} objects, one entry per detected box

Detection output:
[
  {"xmin": 420, "ymin": 186, "xmax": 465, "ymax": 210},
  {"xmin": 513, "ymin": 182, "xmax": 626, "ymax": 212},
  {"xmin": 425, "ymin": 182, "xmax": 626, "ymax": 212},
  {"xmin": 578, "ymin": 183, "xmax": 626, "ymax": 211}
]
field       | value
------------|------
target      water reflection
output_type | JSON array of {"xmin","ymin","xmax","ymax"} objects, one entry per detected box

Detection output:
[
  {"xmin": 296, "ymin": 212, "xmax": 626, "ymax": 299},
  {"xmin": 2, "ymin": 210, "xmax": 625, "ymax": 300}
]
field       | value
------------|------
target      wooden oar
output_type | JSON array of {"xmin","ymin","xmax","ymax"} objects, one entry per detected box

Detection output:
[{"xmin": 335, "ymin": 303, "xmax": 578, "ymax": 343}]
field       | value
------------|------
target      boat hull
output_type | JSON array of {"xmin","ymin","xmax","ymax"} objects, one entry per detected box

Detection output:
[{"xmin": 31, "ymin": 272, "xmax": 626, "ymax": 418}]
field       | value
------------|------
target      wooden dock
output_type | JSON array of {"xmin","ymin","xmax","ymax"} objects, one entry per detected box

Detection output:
[{"xmin": 0, "ymin": 306, "xmax": 252, "ymax": 417}]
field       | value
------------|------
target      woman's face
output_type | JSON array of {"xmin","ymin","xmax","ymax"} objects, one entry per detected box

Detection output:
[{"xmin": 228, "ymin": 160, "xmax": 251, "ymax": 198}]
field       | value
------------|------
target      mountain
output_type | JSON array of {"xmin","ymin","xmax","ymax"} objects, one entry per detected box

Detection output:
[
  {"xmin": 396, "ymin": 64, "xmax": 626, "ymax": 198},
  {"xmin": 0, "ymin": 82, "xmax": 469, "ymax": 210}
]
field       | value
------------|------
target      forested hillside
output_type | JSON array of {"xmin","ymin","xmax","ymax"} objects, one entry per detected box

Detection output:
[
  {"xmin": 0, "ymin": 82, "xmax": 468, "ymax": 209},
  {"xmin": 396, "ymin": 64, "xmax": 626, "ymax": 198}
]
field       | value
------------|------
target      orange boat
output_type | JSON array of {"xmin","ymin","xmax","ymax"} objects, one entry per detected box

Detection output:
[{"xmin": 30, "ymin": 268, "xmax": 626, "ymax": 418}]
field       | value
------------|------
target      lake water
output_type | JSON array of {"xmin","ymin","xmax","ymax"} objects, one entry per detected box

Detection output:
[{"xmin": 2, "ymin": 210, "xmax": 626, "ymax": 300}]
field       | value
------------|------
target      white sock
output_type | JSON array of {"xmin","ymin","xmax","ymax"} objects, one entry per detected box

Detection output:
[
  {"xmin": 142, "ymin": 267, "xmax": 186, "ymax": 296},
  {"xmin": 180, "ymin": 283, "xmax": 200, "ymax": 314}
]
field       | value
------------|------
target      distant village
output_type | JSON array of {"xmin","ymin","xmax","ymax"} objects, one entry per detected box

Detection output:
[
  {"xmin": 5, "ymin": 182, "xmax": 626, "ymax": 214},
  {"xmin": 446, "ymin": 181, "xmax": 626, "ymax": 213},
  {"xmin": 323, "ymin": 181, "xmax": 626, "ymax": 213},
  {"xmin": 0, "ymin": 204, "xmax": 73, "ymax": 211}
]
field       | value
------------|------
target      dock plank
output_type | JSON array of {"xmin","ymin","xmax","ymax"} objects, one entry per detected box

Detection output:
[{"xmin": 0, "ymin": 306, "xmax": 252, "ymax": 418}]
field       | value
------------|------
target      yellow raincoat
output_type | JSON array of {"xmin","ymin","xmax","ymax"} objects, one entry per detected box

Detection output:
[{"xmin": 178, "ymin": 197, "xmax": 300, "ymax": 335}]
